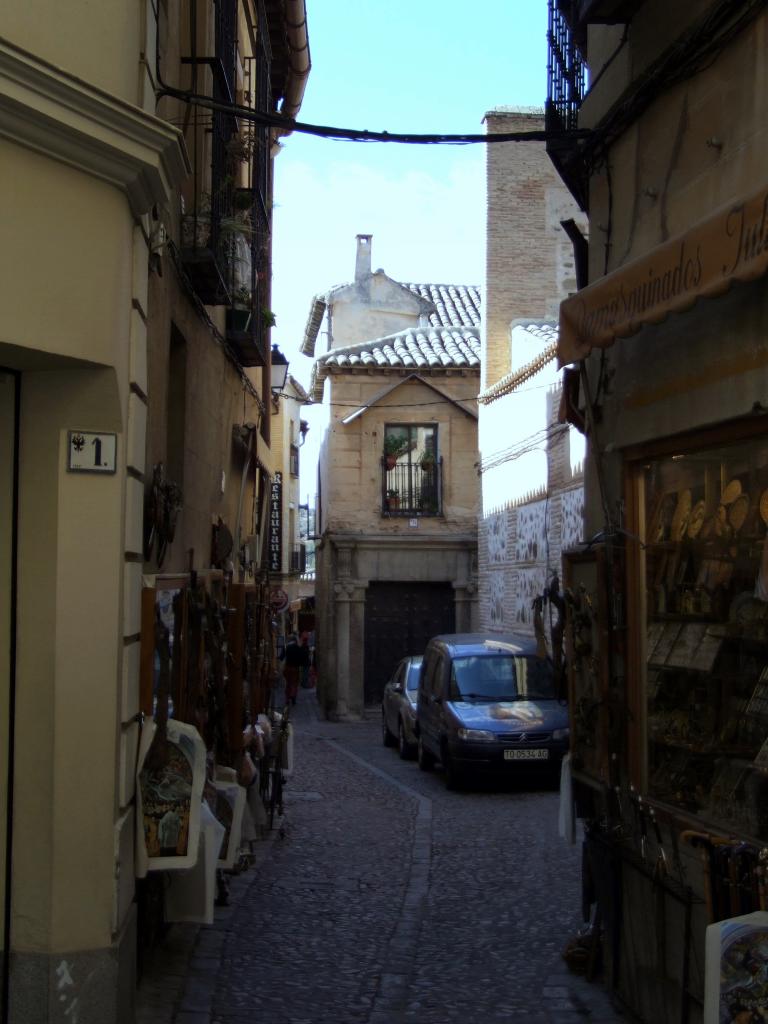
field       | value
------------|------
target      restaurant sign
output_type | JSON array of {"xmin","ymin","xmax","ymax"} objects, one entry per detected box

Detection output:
[
  {"xmin": 269, "ymin": 471, "xmax": 282, "ymax": 573},
  {"xmin": 558, "ymin": 183, "xmax": 768, "ymax": 366}
]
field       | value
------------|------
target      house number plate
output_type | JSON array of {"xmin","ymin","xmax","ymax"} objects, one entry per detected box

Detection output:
[{"xmin": 67, "ymin": 431, "xmax": 117, "ymax": 474}]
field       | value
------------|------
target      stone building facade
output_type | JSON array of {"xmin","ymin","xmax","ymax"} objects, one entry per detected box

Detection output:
[{"xmin": 304, "ymin": 236, "xmax": 481, "ymax": 717}]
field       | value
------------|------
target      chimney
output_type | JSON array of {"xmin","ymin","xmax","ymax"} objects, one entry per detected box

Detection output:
[{"xmin": 355, "ymin": 234, "xmax": 373, "ymax": 283}]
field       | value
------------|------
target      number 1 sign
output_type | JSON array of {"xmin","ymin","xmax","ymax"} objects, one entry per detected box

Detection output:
[{"xmin": 67, "ymin": 430, "xmax": 117, "ymax": 473}]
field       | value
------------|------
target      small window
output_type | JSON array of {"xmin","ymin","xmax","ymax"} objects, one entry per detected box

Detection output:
[{"xmin": 382, "ymin": 424, "xmax": 440, "ymax": 516}]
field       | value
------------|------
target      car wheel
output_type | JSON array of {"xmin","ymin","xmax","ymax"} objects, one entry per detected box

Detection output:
[
  {"xmin": 398, "ymin": 720, "xmax": 415, "ymax": 760},
  {"xmin": 417, "ymin": 736, "xmax": 435, "ymax": 771},
  {"xmin": 382, "ymin": 711, "xmax": 396, "ymax": 748}
]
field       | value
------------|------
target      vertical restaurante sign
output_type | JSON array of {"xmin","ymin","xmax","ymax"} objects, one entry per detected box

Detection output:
[
  {"xmin": 269, "ymin": 471, "xmax": 282, "ymax": 573},
  {"xmin": 558, "ymin": 183, "xmax": 768, "ymax": 365}
]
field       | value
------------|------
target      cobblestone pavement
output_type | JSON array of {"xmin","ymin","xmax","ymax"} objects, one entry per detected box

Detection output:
[{"xmin": 138, "ymin": 688, "xmax": 623, "ymax": 1024}]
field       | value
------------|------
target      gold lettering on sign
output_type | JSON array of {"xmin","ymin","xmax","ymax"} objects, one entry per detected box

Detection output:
[{"xmin": 558, "ymin": 183, "xmax": 768, "ymax": 365}]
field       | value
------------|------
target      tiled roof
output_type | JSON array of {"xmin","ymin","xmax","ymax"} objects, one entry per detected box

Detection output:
[
  {"xmin": 478, "ymin": 321, "xmax": 559, "ymax": 405},
  {"xmin": 300, "ymin": 281, "xmax": 481, "ymax": 356},
  {"xmin": 309, "ymin": 325, "xmax": 480, "ymax": 402},
  {"xmin": 402, "ymin": 283, "xmax": 481, "ymax": 329}
]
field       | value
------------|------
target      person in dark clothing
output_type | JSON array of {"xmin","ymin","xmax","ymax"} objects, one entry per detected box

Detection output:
[{"xmin": 283, "ymin": 633, "xmax": 309, "ymax": 705}]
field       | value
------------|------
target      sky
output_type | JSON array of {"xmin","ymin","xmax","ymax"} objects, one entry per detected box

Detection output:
[{"xmin": 270, "ymin": 2, "xmax": 550, "ymax": 500}]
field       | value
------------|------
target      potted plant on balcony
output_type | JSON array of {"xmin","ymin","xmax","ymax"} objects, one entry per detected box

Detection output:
[
  {"xmin": 384, "ymin": 435, "xmax": 408, "ymax": 470},
  {"xmin": 386, "ymin": 488, "xmax": 400, "ymax": 510},
  {"xmin": 229, "ymin": 287, "xmax": 252, "ymax": 332}
]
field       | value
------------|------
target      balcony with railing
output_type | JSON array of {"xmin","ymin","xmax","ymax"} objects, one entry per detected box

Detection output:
[
  {"xmin": 546, "ymin": 0, "xmax": 590, "ymax": 210},
  {"xmin": 290, "ymin": 544, "xmax": 307, "ymax": 574},
  {"xmin": 381, "ymin": 457, "xmax": 443, "ymax": 518},
  {"xmin": 180, "ymin": 0, "xmax": 238, "ymax": 304},
  {"xmin": 224, "ymin": 8, "xmax": 274, "ymax": 367}
]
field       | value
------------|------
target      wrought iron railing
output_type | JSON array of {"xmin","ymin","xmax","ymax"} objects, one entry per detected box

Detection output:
[
  {"xmin": 223, "ymin": 3, "xmax": 273, "ymax": 366},
  {"xmin": 180, "ymin": 0, "xmax": 238, "ymax": 304},
  {"xmin": 547, "ymin": 0, "xmax": 588, "ymax": 131},
  {"xmin": 381, "ymin": 457, "xmax": 443, "ymax": 517},
  {"xmin": 290, "ymin": 544, "xmax": 307, "ymax": 573}
]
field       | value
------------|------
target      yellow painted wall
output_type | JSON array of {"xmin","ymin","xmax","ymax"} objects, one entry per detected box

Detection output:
[
  {"xmin": 14, "ymin": 368, "xmax": 124, "ymax": 951},
  {"xmin": 0, "ymin": 0, "xmax": 141, "ymax": 104},
  {"xmin": 0, "ymin": 141, "xmax": 134, "ymax": 379}
]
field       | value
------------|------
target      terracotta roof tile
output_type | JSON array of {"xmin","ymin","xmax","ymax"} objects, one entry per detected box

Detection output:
[{"xmin": 309, "ymin": 325, "xmax": 480, "ymax": 401}]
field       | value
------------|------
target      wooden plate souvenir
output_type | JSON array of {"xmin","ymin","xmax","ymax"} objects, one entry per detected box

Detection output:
[
  {"xmin": 687, "ymin": 500, "xmax": 706, "ymax": 539},
  {"xmin": 721, "ymin": 479, "xmax": 742, "ymax": 505},
  {"xmin": 671, "ymin": 489, "xmax": 692, "ymax": 541},
  {"xmin": 760, "ymin": 488, "xmax": 768, "ymax": 526},
  {"xmin": 728, "ymin": 493, "xmax": 750, "ymax": 533}
]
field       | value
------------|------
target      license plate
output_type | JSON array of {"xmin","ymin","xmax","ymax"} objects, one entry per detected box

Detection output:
[{"xmin": 504, "ymin": 748, "xmax": 549, "ymax": 761}]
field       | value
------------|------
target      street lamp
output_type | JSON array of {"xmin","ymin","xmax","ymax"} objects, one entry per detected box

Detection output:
[{"xmin": 270, "ymin": 344, "xmax": 289, "ymax": 393}]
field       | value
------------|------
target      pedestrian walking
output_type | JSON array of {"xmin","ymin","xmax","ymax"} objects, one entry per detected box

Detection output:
[{"xmin": 283, "ymin": 632, "xmax": 309, "ymax": 705}]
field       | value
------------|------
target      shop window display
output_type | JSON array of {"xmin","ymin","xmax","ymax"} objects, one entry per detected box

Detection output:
[{"xmin": 642, "ymin": 435, "xmax": 768, "ymax": 838}]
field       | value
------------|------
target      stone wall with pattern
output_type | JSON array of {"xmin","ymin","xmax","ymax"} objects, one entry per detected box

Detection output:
[{"xmin": 478, "ymin": 382, "xmax": 584, "ymax": 635}]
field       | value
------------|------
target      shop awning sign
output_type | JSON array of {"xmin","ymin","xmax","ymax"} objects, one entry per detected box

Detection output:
[{"xmin": 558, "ymin": 181, "xmax": 768, "ymax": 366}]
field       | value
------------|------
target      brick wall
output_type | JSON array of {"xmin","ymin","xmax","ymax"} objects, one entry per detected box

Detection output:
[{"xmin": 483, "ymin": 108, "xmax": 584, "ymax": 391}]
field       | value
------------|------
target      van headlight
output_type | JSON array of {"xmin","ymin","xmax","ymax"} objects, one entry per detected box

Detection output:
[
  {"xmin": 552, "ymin": 727, "xmax": 570, "ymax": 741},
  {"xmin": 457, "ymin": 728, "xmax": 495, "ymax": 742}
]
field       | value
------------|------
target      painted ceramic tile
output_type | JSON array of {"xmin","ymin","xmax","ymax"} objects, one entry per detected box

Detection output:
[
  {"xmin": 515, "ymin": 501, "xmax": 548, "ymax": 562},
  {"xmin": 561, "ymin": 488, "xmax": 585, "ymax": 550},
  {"xmin": 490, "ymin": 571, "xmax": 505, "ymax": 626},
  {"xmin": 135, "ymin": 718, "xmax": 206, "ymax": 875},
  {"xmin": 487, "ymin": 510, "xmax": 508, "ymax": 564},
  {"xmin": 515, "ymin": 567, "xmax": 547, "ymax": 626}
]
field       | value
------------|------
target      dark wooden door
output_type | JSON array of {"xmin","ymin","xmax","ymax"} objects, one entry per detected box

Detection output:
[{"xmin": 364, "ymin": 582, "xmax": 455, "ymax": 705}]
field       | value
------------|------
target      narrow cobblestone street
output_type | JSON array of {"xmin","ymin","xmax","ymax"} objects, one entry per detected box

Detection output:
[{"xmin": 139, "ymin": 688, "xmax": 622, "ymax": 1024}]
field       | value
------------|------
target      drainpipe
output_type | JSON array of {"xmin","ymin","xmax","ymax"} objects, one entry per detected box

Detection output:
[{"xmin": 277, "ymin": 0, "xmax": 311, "ymax": 131}]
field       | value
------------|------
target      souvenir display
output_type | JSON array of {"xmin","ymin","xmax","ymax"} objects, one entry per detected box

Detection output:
[
  {"xmin": 671, "ymin": 489, "xmax": 692, "ymax": 541},
  {"xmin": 704, "ymin": 912, "xmax": 768, "ymax": 1024},
  {"xmin": 642, "ymin": 435, "xmax": 768, "ymax": 839},
  {"xmin": 727, "ymin": 493, "xmax": 750, "ymax": 533},
  {"xmin": 135, "ymin": 716, "xmax": 207, "ymax": 876},
  {"xmin": 687, "ymin": 499, "xmax": 706, "ymax": 539},
  {"xmin": 721, "ymin": 479, "xmax": 742, "ymax": 505}
]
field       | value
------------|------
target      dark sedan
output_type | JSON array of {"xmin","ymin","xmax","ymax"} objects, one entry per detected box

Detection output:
[{"xmin": 381, "ymin": 655, "xmax": 422, "ymax": 759}]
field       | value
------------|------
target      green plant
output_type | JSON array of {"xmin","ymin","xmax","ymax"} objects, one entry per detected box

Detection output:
[
  {"xmin": 232, "ymin": 286, "xmax": 252, "ymax": 308},
  {"xmin": 261, "ymin": 309, "xmax": 277, "ymax": 328},
  {"xmin": 383, "ymin": 435, "xmax": 408, "ymax": 457},
  {"xmin": 386, "ymin": 488, "xmax": 399, "ymax": 498}
]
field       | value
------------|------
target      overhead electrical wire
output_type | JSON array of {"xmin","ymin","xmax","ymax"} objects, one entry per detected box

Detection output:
[{"xmin": 156, "ymin": 83, "xmax": 592, "ymax": 146}]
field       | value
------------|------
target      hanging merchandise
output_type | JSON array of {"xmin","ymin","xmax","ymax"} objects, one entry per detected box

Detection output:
[{"xmin": 136, "ymin": 608, "xmax": 207, "ymax": 876}]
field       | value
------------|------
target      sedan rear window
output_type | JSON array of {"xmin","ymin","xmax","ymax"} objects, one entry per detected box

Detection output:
[{"xmin": 449, "ymin": 655, "xmax": 556, "ymax": 701}]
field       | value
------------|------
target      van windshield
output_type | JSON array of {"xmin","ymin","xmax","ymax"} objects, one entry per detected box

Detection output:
[{"xmin": 449, "ymin": 655, "xmax": 556, "ymax": 701}]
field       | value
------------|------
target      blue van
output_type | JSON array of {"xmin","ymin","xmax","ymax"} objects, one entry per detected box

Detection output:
[{"xmin": 415, "ymin": 633, "xmax": 569, "ymax": 789}]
